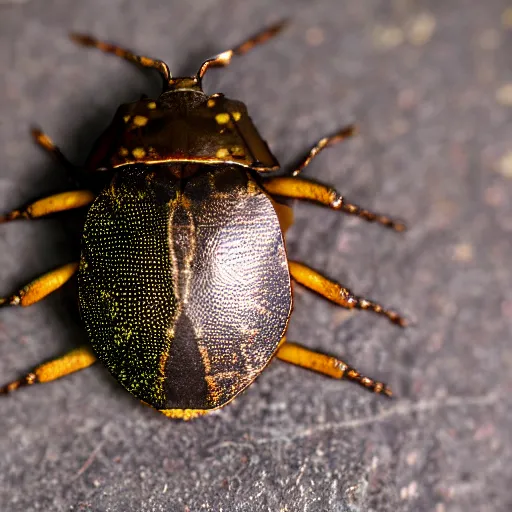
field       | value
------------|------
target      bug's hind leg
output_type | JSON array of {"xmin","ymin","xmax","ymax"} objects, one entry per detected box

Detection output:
[
  {"xmin": 70, "ymin": 33, "xmax": 171, "ymax": 87},
  {"xmin": 0, "ymin": 346, "xmax": 96, "ymax": 395},
  {"xmin": 263, "ymin": 176, "xmax": 406, "ymax": 232},
  {"xmin": 0, "ymin": 263, "xmax": 79, "ymax": 309},
  {"xmin": 276, "ymin": 340, "xmax": 392, "ymax": 396},
  {"xmin": 288, "ymin": 261, "xmax": 407, "ymax": 327},
  {"xmin": 291, "ymin": 125, "xmax": 357, "ymax": 177}
]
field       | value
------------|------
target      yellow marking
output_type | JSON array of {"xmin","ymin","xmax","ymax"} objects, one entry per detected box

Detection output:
[
  {"xmin": 147, "ymin": 101, "xmax": 157, "ymax": 109},
  {"xmin": 159, "ymin": 409, "xmax": 210, "ymax": 421},
  {"xmin": 133, "ymin": 115, "xmax": 149, "ymax": 127},
  {"xmin": 34, "ymin": 131, "xmax": 55, "ymax": 150},
  {"xmin": 230, "ymin": 145, "xmax": 245, "ymax": 157},
  {"xmin": 215, "ymin": 113, "xmax": 230, "ymax": 125},
  {"xmin": 132, "ymin": 147, "xmax": 146, "ymax": 159},
  {"xmin": 35, "ymin": 346, "xmax": 96, "ymax": 383},
  {"xmin": 198, "ymin": 346, "xmax": 212, "ymax": 374},
  {"xmin": 139, "ymin": 57, "xmax": 153, "ymax": 66},
  {"xmin": 207, "ymin": 99, "xmax": 216, "ymax": 108},
  {"xmin": 232, "ymin": 111, "xmax": 242, "ymax": 121},
  {"xmin": 271, "ymin": 199, "xmax": 294, "ymax": 234},
  {"xmin": 123, "ymin": 115, "xmax": 131, "ymax": 123},
  {"xmin": 25, "ymin": 190, "xmax": 95, "ymax": 218},
  {"xmin": 119, "ymin": 147, "xmax": 129, "ymax": 156},
  {"xmin": 205, "ymin": 375, "xmax": 223, "ymax": 404},
  {"xmin": 216, "ymin": 148, "xmax": 230, "ymax": 158},
  {"xmin": 11, "ymin": 262, "xmax": 79, "ymax": 307}
]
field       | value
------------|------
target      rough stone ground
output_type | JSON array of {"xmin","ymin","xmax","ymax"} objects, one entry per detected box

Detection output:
[{"xmin": 0, "ymin": 1, "xmax": 511, "ymax": 511}]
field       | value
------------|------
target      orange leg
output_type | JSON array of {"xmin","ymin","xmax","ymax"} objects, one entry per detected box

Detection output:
[
  {"xmin": 263, "ymin": 176, "xmax": 406, "ymax": 232},
  {"xmin": 0, "ymin": 263, "xmax": 78, "ymax": 308},
  {"xmin": 0, "ymin": 190, "xmax": 95, "ymax": 224},
  {"xmin": 276, "ymin": 340, "xmax": 392, "ymax": 396},
  {"xmin": 288, "ymin": 261, "xmax": 407, "ymax": 327},
  {"xmin": 70, "ymin": 33, "xmax": 171, "ymax": 86},
  {"xmin": 198, "ymin": 21, "xmax": 287, "ymax": 79},
  {"xmin": 0, "ymin": 346, "xmax": 96, "ymax": 395},
  {"xmin": 31, "ymin": 128, "xmax": 76, "ymax": 171},
  {"xmin": 291, "ymin": 125, "xmax": 358, "ymax": 177}
]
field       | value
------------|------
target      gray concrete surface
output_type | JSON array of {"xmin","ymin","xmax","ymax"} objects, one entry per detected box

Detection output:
[{"xmin": 1, "ymin": 1, "xmax": 511, "ymax": 511}]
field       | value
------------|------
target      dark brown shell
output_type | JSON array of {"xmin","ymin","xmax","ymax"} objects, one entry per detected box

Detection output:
[
  {"xmin": 78, "ymin": 164, "xmax": 291, "ymax": 410},
  {"xmin": 85, "ymin": 92, "xmax": 280, "ymax": 173}
]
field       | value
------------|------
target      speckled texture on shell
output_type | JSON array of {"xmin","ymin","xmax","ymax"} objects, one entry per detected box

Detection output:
[{"xmin": 79, "ymin": 165, "xmax": 291, "ymax": 410}]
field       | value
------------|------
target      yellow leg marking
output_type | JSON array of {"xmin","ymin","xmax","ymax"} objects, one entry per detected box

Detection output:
[
  {"xmin": 271, "ymin": 198, "xmax": 294, "ymax": 234},
  {"xmin": 159, "ymin": 409, "xmax": 210, "ymax": 421},
  {"xmin": 31, "ymin": 128, "xmax": 76, "ymax": 170},
  {"xmin": 263, "ymin": 177, "xmax": 406, "ymax": 232},
  {"xmin": 0, "ymin": 346, "xmax": 96, "ymax": 395},
  {"xmin": 0, "ymin": 262, "xmax": 79, "ymax": 308},
  {"xmin": 288, "ymin": 261, "xmax": 407, "ymax": 327},
  {"xmin": 0, "ymin": 190, "xmax": 95, "ymax": 224},
  {"xmin": 276, "ymin": 341, "xmax": 392, "ymax": 396},
  {"xmin": 70, "ymin": 33, "xmax": 171, "ymax": 85},
  {"xmin": 292, "ymin": 125, "xmax": 358, "ymax": 177},
  {"xmin": 198, "ymin": 21, "xmax": 287, "ymax": 79}
]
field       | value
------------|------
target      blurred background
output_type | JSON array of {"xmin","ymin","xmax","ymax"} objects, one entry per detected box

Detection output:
[{"xmin": 0, "ymin": 1, "xmax": 511, "ymax": 511}]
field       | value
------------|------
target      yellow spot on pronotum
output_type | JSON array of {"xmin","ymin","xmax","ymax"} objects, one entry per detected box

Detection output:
[
  {"xmin": 232, "ymin": 111, "xmax": 242, "ymax": 121},
  {"xmin": 230, "ymin": 145, "xmax": 245, "ymax": 157},
  {"xmin": 133, "ymin": 115, "xmax": 149, "ymax": 127},
  {"xmin": 147, "ymin": 101, "xmax": 157, "ymax": 109},
  {"xmin": 139, "ymin": 57, "xmax": 153, "ymax": 66},
  {"xmin": 132, "ymin": 147, "xmax": 146, "ymax": 159},
  {"xmin": 123, "ymin": 115, "xmax": 131, "ymax": 123},
  {"xmin": 215, "ymin": 113, "xmax": 230, "ymax": 125},
  {"xmin": 216, "ymin": 148, "xmax": 230, "ymax": 158},
  {"xmin": 119, "ymin": 147, "xmax": 129, "ymax": 157},
  {"xmin": 207, "ymin": 99, "xmax": 216, "ymax": 108}
]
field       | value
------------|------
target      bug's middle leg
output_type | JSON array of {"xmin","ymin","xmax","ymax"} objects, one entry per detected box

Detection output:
[
  {"xmin": 288, "ymin": 260, "xmax": 407, "ymax": 327},
  {"xmin": 0, "ymin": 190, "xmax": 95, "ymax": 224},
  {"xmin": 0, "ymin": 263, "xmax": 79, "ymax": 309}
]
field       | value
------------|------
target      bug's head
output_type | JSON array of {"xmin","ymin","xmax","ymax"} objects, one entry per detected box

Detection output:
[{"xmin": 164, "ymin": 48, "xmax": 246, "ymax": 93}]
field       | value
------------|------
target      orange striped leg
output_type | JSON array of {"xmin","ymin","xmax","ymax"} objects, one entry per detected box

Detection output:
[
  {"xmin": 288, "ymin": 261, "xmax": 407, "ymax": 327},
  {"xmin": 263, "ymin": 176, "xmax": 406, "ymax": 232},
  {"xmin": 276, "ymin": 341, "xmax": 392, "ymax": 396},
  {"xmin": 70, "ymin": 33, "xmax": 171, "ymax": 86},
  {"xmin": 0, "ymin": 346, "xmax": 96, "ymax": 395},
  {"xmin": 0, "ymin": 263, "xmax": 78, "ymax": 309},
  {"xmin": 0, "ymin": 190, "xmax": 95, "ymax": 224},
  {"xmin": 292, "ymin": 125, "xmax": 358, "ymax": 177}
]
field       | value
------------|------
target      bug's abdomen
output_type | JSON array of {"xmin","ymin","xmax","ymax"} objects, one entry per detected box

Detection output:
[{"xmin": 79, "ymin": 165, "xmax": 291, "ymax": 411}]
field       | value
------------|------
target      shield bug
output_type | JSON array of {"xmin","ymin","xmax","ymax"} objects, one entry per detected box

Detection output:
[{"xmin": 0, "ymin": 23, "xmax": 408, "ymax": 420}]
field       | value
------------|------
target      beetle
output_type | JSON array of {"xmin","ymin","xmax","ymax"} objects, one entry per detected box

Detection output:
[{"xmin": 0, "ymin": 23, "xmax": 407, "ymax": 420}]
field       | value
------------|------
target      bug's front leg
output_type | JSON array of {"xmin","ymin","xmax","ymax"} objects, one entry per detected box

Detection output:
[
  {"xmin": 288, "ymin": 261, "xmax": 408, "ymax": 327},
  {"xmin": 0, "ymin": 346, "xmax": 96, "ymax": 395},
  {"xmin": 275, "ymin": 340, "xmax": 392, "ymax": 396},
  {"xmin": 1, "ymin": 128, "xmax": 95, "ymax": 224},
  {"xmin": 263, "ymin": 176, "xmax": 406, "ymax": 232}
]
